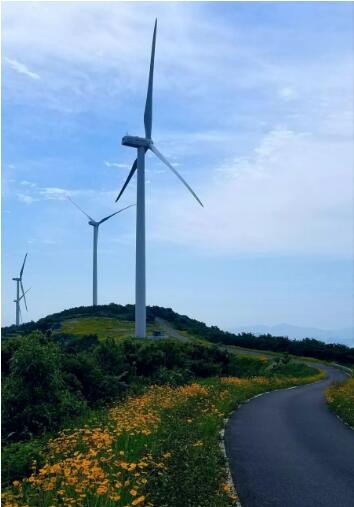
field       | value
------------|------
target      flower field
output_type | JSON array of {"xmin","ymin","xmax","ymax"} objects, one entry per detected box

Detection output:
[
  {"xmin": 3, "ymin": 372, "xmax": 324, "ymax": 507},
  {"xmin": 325, "ymin": 376, "xmax": 354, "ymax": 428}
]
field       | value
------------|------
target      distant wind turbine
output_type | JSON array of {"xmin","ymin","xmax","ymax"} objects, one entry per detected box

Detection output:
[
  {"xmin": 115, "ymin": 19, "xmax": 203, "ymax": 338},
  {"xmin": 68, "ymin": 197, "xmax": 135, "ymax": 306},
  {"xmin": 12, "ymin": 253, "xmax": 31, "ymax": 326}
]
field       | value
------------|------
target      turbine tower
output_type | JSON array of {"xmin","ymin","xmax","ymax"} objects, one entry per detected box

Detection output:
[
  {"xmin": 68, "ymin": 197, "xmax": 134, "ymax": 306},
  {"xmin": 115, "ymin": 20, "xmax": 203, "ymax": 338},
  {"xmin": 12, "ymin": 253, "xmax": 30, "ymax": 326}
]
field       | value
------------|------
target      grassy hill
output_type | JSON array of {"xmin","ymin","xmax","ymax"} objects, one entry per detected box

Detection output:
[
  {"xmin": 58, "ymin": 317, "xmax": 159, "ymax": 341},
  {"xmin": 2, "ymin": 303, "xmax": 354, "ymax": 365}
]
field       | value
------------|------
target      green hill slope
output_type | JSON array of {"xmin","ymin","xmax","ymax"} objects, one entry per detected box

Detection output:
[{"xmin": 2, "ymin": 304, "xmax": 353, "ymax": 365}]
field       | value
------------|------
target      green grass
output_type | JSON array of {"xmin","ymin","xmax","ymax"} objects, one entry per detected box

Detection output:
[
  {"xmin": 57, "ymin": 317, "xmax": 159, "ymax": 341},
  {"xmin": 173, "ymin": 330, "xmax": 271, "ymax": 360},
  {"xmin": 325, "ymin": 377, "xmax": 354, "ymax": 428}
]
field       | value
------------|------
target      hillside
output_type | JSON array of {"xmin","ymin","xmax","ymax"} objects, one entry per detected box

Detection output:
[
  {"xmin": 2, "ymin": 306, "xmax": 351, "ymax": 507},
  {"xmin": 2, "ymin": 304, "xmax": 354, "ymax": 365},
  {"xmin": 2, "ymin": 320, "xmax": 325, "ymax": 506}
]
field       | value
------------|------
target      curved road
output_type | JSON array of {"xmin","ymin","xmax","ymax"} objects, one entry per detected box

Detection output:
[{"xmin": 225, "ymin": 365, "xmax": 354, "ymax": 507}]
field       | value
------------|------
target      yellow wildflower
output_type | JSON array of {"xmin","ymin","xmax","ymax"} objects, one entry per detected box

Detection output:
[{"xmin": 132, "ymin": 496, "xmax": 145, "ymax": 505}]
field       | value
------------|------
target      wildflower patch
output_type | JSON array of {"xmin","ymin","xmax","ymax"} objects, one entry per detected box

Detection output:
[{"xmin": 2, "ymin": 373, "xmax": 324, "ymax": 507}]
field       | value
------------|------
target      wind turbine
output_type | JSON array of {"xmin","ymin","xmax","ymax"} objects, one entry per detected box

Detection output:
[
  {"xmin": 68, "ymin": 197, "xmax": 134, "ymax": 306},
  {"xmin": 12, "ymin": 253, "xmax": 30, "ymax": 326},
  {"xmin": 115, "ymin": 20, "xmax": 203, "ymax": 338}
]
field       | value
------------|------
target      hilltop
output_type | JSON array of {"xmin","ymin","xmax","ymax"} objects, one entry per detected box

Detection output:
[{"xmin": 2, "ymin": 304, "xmax": 353, "ymax": 365}]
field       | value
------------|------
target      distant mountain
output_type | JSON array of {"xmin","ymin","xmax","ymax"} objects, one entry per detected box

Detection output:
[{"xmin": 231, "ymin": 324, "xmax": 354, "ymax": 347}]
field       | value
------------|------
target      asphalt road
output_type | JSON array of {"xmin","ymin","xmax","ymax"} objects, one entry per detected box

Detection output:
[{"xmin": 225, "ymin": 365, "xmax": 354, "ymax": 507}]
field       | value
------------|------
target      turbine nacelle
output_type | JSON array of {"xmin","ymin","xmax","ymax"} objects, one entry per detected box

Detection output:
[
  {"xmin": 122, "ymin": 136, "xmax": 152, "ymax": 149},
  {"xmin": 68, "ymin": 196, "xmax": 134, "ymax": 227}
]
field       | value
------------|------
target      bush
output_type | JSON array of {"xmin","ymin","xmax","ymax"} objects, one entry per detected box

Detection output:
[
  {"xmin": 2, "ymin": 332, "xmax": 85, "ymax": 440},
  {"xmin": 153, "ymin": 367, "xmax": 192, "ymax": 386},
  {"xmin": 265, "ymin": 360, "xmax": 316, "ymax": 378},
  {"xmin": 1, "ymin": 440, "xmax": 45, "ymax": 485},
  {"xmin": 1, "ymin": 330, "xmax": 319, "ymax": 445},
  {"xmin": 62, "ymin": 351, "xmax": 127, "ymax": 405},
  {"xmin": 1, "ymin": 336, "xmax": 23, "ymax": 376},
  {"xmin": 326, "ymin": 377, "xmax": 354, "ymax": 427},
  {"xmin": 54, "ymin": 333, "xmax": 99, "ymax": 351},
  {"xmin": 229, "ymin": 355, "xmax": 266, "ymax": 377}
]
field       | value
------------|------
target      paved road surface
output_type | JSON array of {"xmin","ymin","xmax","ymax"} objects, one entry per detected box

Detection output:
[
  {"xmin": 225, "ymin": 365, "xmax": 354, "ymax": 507},
  {"xmin": 155, "ymin": 318, "xmax": 190, "ymax": 342}
]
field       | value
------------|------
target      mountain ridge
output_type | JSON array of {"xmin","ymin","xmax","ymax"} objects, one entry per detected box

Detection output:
[{"xmin": 231, "ymin": 323, "xmax": 354, "ymax": 347}]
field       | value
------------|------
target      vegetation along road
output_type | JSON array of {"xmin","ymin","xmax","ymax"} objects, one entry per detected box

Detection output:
[{"xmin": 225, "ymin": 364, "xmax": 354, "ymax": 507}]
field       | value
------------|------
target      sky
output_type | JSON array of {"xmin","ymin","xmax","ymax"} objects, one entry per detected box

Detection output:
[{"xmin": 2, "ymin": 2, "xmax": 353, "ymax": 341}]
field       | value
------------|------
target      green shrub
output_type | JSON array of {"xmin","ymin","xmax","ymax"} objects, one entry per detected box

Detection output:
[
  {"xmin": 62, "ymin": 351, "xmax": 127, "ymax": 405},
  {"xmin": 153, "ymin": 367, "xmax": 192, "ymax": 386},
  {"xmin": 1, "ymin": 330, "xmax": 320, "ymax": 445},
  {"xmin": 2, "ymin": 332, "xmax": 85, "ymax": 440},
  {"xmin": 1, "ymin": 440, "xmax": 45, "ymax": 486},
  {"xmin": 266, "ymin": 360, "xmax": 317, "ymax": 378},
  {"xmin": 326, "ymin": 377, "xmax": 354, "ymax": 427},
  {"xmin": 1, "ymin": 336, "xmax": 23, "ymax": 376},
  {"xmin": 229, "ymin": 355, "xmax": 266, "ymax": 377}
]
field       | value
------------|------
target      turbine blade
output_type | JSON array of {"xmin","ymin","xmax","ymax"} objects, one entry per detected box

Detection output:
[
  {"xmin": 115, "ymin": 159, "xmax": 138, "ymax": 203},
  {"xmin": 19, "ymin": 288, "xmax": 31, "ymax": 301},
  {"xmin": 98, "ymin": 204, "xmax": 135, "ymax": 225},
  {"xmin": 150, "ymin": 145, "xmax": 204, "ymax": 207},
  {"xmin": 144, "ymin": 19, "xmax": 157, "ymax": 139},
  {"xmin": 19, "ymin": 253, "xmax": 28, "ymax": 278},
  {"xmin": 19, "ymin": 305, "xmax": 23, "ymax": 324},
  {"xmin": 20, "ymin": 280, "xmax": 28, "ymax": 311},
  {"xmin": 68, "ymin": 196, "xmax": 94, "ymax": 222}
]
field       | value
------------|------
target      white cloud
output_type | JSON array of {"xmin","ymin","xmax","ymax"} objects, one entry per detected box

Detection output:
[
  {"xmin": 15, "ymin": 185, "xmax": 70, "ymax": 202},
  {"xmin": 20, "ymin": 180, "xmax": 37, "ymax": 187},
  {"xmin": 16, "ymin": 193, "xmax": 37, "ymax": 204},
  {"xmin": 104, "ymin": 161, "xmax": 130, "ymax": 169},
  {"xmin": 3, "ymin": 1, "xmax": 350, "ymax": 123},
  {"xmin": 38, "ymin": 187, "xmax": 70, "ymax": 200},
  {"xmin": 3, "ymin": 2, "xmax": 353, "ymax": 261},
  {"xmin": 12, "ymin": 182, "xmax": 116, "ymax": 207},
  {"xmin": 151, "ymin": 126, "xmax": 353, "ymax": 258},
  {"xmin": 278, "ymin": 86, "xmax": 297, "ymax": 101},
  {"xmin": 5, "ymin": 57, "xmax": 40, "ymax": 80}
]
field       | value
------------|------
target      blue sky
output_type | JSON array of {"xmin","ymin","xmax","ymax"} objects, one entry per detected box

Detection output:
[{"xmin": 2, "ymin": 2, "xmax": 353, "ymax": 340}]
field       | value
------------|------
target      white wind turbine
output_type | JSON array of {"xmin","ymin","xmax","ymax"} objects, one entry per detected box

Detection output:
[
  {"xmin": 12, "ymin": 253, "xmax": 31, "ymax": 326},
  {"xmin": 68, "ymin": 197, "xmax": 135, "ymax": 306},
  {"xmin": 115, "ymin": 19, "xmax": 203, "ymax": 338}
]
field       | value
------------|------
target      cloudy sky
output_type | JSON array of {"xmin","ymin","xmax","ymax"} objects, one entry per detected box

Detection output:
[{"xmin": 2, "ymin": 2, "xmax": 353, "ymax": 339}]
